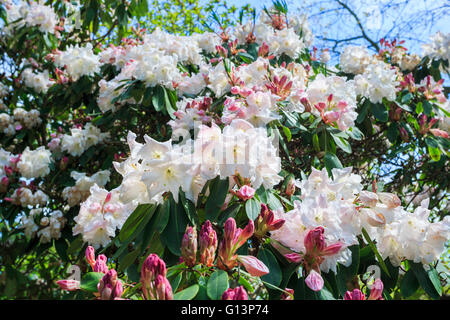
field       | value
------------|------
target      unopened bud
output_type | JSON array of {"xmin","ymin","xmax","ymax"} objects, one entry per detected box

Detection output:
[
  {"xmin": 199, "ymin": 220, "xmax": 217, "ymax": 267},
  {"xmin": 56, "ymin": 279, "xmax": 80, "ymax": 291},
  {"xmin": 222, "ymin": 286, "xmax": 248, "ymax": 300},
  {"xmin": 85, "ymin": 246, "xmax": 96, "ymax": 269},
  {"xmin": 344, "ymin": 289, "xmax": 365, "ymax": 300},
  {"xmin": 181, "ymin": 226, "xmax": 197, "ymax": 267}
]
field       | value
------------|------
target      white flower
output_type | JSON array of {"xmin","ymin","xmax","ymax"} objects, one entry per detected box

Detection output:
[
  {"xmin": 54, "ymin": 43, "xmax": 100, "ymax": 81},
  {"xmin": 17, "ymin": 146, "xmax": 52, "ymax": 178},
  {"xmin": 73, "ymin": 184, "xmax": 136, "ymax": 248}
]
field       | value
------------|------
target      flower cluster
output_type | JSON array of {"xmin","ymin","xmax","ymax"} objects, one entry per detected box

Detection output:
[
  {"xmin": 17, "ymin": 146, "xmax": 52, "ymax": 179},
  {"xmin": 60, "ymin": 123, "xmax": 109, "ymax": 157},
  {"xmin": 72, "ymin": 184, "xmax": 136, "ymax": 248},
  {"xmin": 54, "ymin": 43, "xmax": 101, "ymax": 81},
  {"xmin": 62, "ymin": 170, "xmax": 110, "ymax": 207},
  {"xmin": 19, "ymin": 208, "xmax": 66, "ymax": 243},
  {"xmin": 4, "ymin": 1, "xmax": 58, "ymax": 35}
]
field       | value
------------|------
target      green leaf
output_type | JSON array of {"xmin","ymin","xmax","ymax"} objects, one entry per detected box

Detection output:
[
  {"xmin": 160, "ymin": 195, "xmax": 189, "ymax": 256},
  {"xmin": 205, "ymin": 176, "xmax": 229, "ymax": 222},
  {"xmin": 80, "ymin": 272, "xmax": 104, "ymax": 292},
  {"xmin": 371, "ymin": 103, "xmax": 388, "ymax": 122},
  {"xmin": 207, "ymin": 270, "xmax": 229, "ymax": 300},
  {"xmin": 400, "ymin": 269, "xmax": 419, "ymax": 298},
  {"xmin": 282, "ymin": 126, "xmax": 292, "ymax": 142},
  {"xmin": 118, "ymin": 248, "xmax": 141, "ymax": 273},
  {"xmin": 423, "ymin": 100, "xmax": 433, "ymax": 116},
  {"xmin": 356, "ymin": 99, "xmax": 370, "ymax": 124},
  {"xmin": 152, "ymin": 86, "xmax": 166, "ymax": 112},
  {"xmin": 415, "ymin": 102, "xmax": 423, "ymax": 114},
  {"xmin": 361, "ymin": 228, "xmax": 390, "ymax": 277},
  {"xmin": 324, "ymin": 152, "xmax": 343, "ymax": 176},
  {"xmin": 257, "ymin": 248, "xmax": 282, "ymax": 286},
  {"xmin": 245, "ymin": 197, "xmax": 260, "ymax": 220},
  {"xmin": 119, "ymin": 204, "xmax": 156, "ymax": 242},
  {"xmin": 428, "ymin": 145, "xmax": 441, "ymax": 161},
  {"xmin": 266, "ymin": 191, "xmax": 283, "ymax": 210},
  {"xmin": 410, "ymin": 262, "xmax": 442, "ymax": 299},
  {"xmin": 331, "ymin": 134, "xmax": 352, "ymax": 153},
  {"xmin": 174, "ymin": 284, "xmax": 199, "ymax": 300}
]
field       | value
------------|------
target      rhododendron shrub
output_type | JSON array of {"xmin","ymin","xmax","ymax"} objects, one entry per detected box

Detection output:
[{"xmin": 0, "ymin": 0, "xmax": 448, "ymax": 300}]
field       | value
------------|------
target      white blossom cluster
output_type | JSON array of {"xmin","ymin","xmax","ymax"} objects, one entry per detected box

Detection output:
[
  {"xmin": 73, "ymin": 119, "xmax": 282, "ymax": 247},
  {"xmin": 22, "ymin": 68, "xmax": 53, "ymax": 93},
  {"xmin": 234, "ymin": 11, "xmax": 312, "ymax": 59},
  {"xmin": 339, "ymin": 46, "xmax": 373, "ymax": 74},
  {"xmin": 62, "ymin": 170, "xmax": 110, "ymax": 207},
  {"xmin": 0, "ymin": 112, "xmax": 16, "ymax": 135},
  {"xmin": 17, "ymin": 146, "xmax": 52, "ymax": 179},
  {"xmin": 271, "ymin": 167, "xmax": 363, "ymax": 273},
  {"xmin": 3, "ymin": 0, "xmax": 58, "ymax": 35},
  {"xmin": 54, "ymin": 43, "xmax": 101, "ymax": 81},
  {"xmin": 72, "ymin": 184, "xmax": 136, "ymax": 248},
  {"xmin": 390, "ymin": 47, "xmax": 421, "ymax": 71},
  {"xmin": 271, "ymin": 167, "xmax": 450, "ymax": 271},
  {"xmin": 13, "ymin": 107, "xmax": 42, "ymax": 129},
  {"xmin": 10, "ymin": 187, "xmax": 49, "ymax": 207},
  {"xmin": 354, "ymin": 60, "xmax": 400, "ymax": 104},
  {"xmin": 60, "ymin": 123, "xmax": 109, "ymax": 157},
  {"xmin": 19, "ymin": 208, "xmax": 66, "ymax": 243},
  {"xmin": 422, "ymin": 31, "xmax": 450, "ymax": 71},
  {"xmin": 303, "ymin": 74, "xmax": 358, "ymax": 131}
]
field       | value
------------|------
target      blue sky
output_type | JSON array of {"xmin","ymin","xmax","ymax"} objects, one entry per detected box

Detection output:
[{"xmin": 223, "ymin": 0, "xmax": 450, "ymax": 57}]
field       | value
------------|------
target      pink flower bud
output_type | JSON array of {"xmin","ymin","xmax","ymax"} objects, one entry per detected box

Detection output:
[
  {"xmin": 222, "ymin": 286, "xmax": 248, "ymax": 300},
  {"xmin": 141, "ymin": 254, "xmax": 167, "ymax": 285},
  {"xmin": 321, "ymin": 242, "xmax": 344, "ymax": 256},
  {"xmin": 231, "ymin": 86, "xmax": 240, "ymax": 95},
  {"xmin": 236, "ymin": 219, "xmax": 254, "ymax": 248},
  {"xmin": 199, "ymin": 220, "xmax": 217, "ymax": 267},
  {"xmin": 224, "ymin": 218, "xmax": 237, "ymax": 242},
  {"xmin": 429, "ymin": 128, "xmax": 449, "ymax": 138},
  {"xmin": 236, "ymin": 185, "xmax": 255, "ymax": 201},
  {"xmin": 368, "ymin": 279, "xmax": 384, "ymax": 300},
  {"xmin": 358, "ymin": 191, "xmax": 378, "ymax": 207},
  {"xmin": 344, "ymin": 289, "xmax": 365, "ymax": 300},
  {"xmin": 284, "ymin": 253, "xmax": 303, "ymax": 263},
  {"xmin": 56, "ymin": 279, "xmax": 80, "ymax": 291},
  {"xmin": 285, "ymin": 176, "xmax": 296, "ymax": 197},
  {"xmin": 304, "ymin": 227, "xmax": 326, "ymax": 254},
  {"xmin": 281, "ymin": 288, "xmax": 294, "ymax": 300},
  {"xmin": 1, "ymin": 176, "xmax": 9, "ymax": 187},
  {"xmin": 93, "ymin": 254, "xmax": 108, "ymax": 274},
  {"xmin": 113, "ymin": 279, "xmax": 124, "ymax": 299},
  {"xmin": 154, "ymin": 275, "xmax": 173, "ymax": 300},
  {"xmin": 305, "ymin": 270, "xmax": 324, "ymax": 292},
  {"xmin": 181, "ymin": 226, "xmax": 197, "ymax": 267},
  {"xmin": 377, "ymin": 192, "xmax": 401, "ymax": 208},
  {"xmin": 237, "ymin": 255, "xmax": 269, "ymax": 277},
  {"xmin": 324, "ymin": 111, "xmax": 340, "ymax": 123},
  {"xmin": 85, "ymin": 246, "xmax": 96, "ymax": 269}
]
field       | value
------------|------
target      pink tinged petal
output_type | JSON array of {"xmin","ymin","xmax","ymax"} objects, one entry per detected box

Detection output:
[
  {"xmin": 305, "ymin": 270, "xmax": 324, "ymax": 292},
  {"xmin": 238, "ymin": 255, "xmax": 269, "ymax": 277},
  {"xmin": 56, "ymin": 279, "xmax": 80, "ymax": 291},
  {"xmin": 284, "ymin": 253, "xmax": 302, "ymax": 263},
  {"xmin": 368, "ymin": 279, "xmax": 384, "ymax": 300},
  {"xmin": 321, "ymin": 242, "xmax": 344, "ymax": 256}
]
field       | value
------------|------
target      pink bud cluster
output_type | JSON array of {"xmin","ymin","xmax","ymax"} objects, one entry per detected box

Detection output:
[
  {"xmin": 254, "ymin": 203, "xmax": 285, "ymax": 238},
  {"xmin": 285, "ymin": 227, "xmax": 343, "ymax": 292},
  {"xmin": 344, "ymin": 279, "xmax": 384, "ymax": 300},
  {"xmin": 140, "ymin": 254, "xmax": 173, "ymax": 300},
  {"xmin": 221, "ymin": 286, "xmax": 248, "ymax": 300},
  {"xmin": 98, "ymin": 269, "xmax": 124, "ymax": 300}
]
